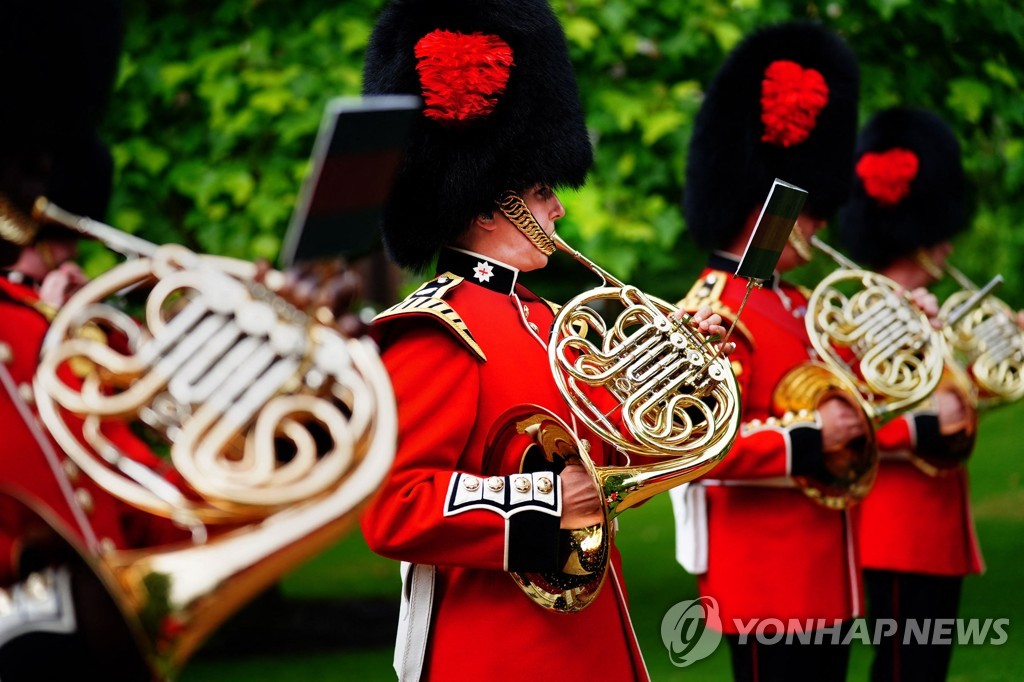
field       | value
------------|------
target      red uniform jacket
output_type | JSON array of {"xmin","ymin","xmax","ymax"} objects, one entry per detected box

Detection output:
[
  {"xmin": 675, "ymin": 258, "xmax": 863, "ymax": 634},
  {"xmin": 859, "ymin": 408, "xmax": 984, "ymax": 576},
  {"xmin": 0, "ymin": 275, "xmax": 184, "ymax": 583},
  {"xmin": 360, "ymin": 248, "xmax": 648, "ymax": 681}
]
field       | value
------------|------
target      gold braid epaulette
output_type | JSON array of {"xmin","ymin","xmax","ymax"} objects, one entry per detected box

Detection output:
[
  {"xmin": 0, "ymin": 287, "xmax": 105, "ymax": 377},
  {"xmin": 676, "ymin": 270, "xmax": 754, "ymax": 348},
  {"xmin": 540, "ymin": 298, "xmax": 561, "ymax": 317},
  {"xmin": 31, "ymin": 299, "xmax": 58, "ymax": 322},
  {"xmin": 373, "ymin": 273, "xmax": 487, "ymax": 361}
]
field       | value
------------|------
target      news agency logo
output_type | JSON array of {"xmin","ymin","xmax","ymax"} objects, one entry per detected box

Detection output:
[
  {"xmin": 732, "ymin": 617, "xmax": 1010, "ymax": 646},
  {"xmin": 660, "ymin": 597, "xmax": 1011, "ymax": 667},
  {"xmin": 660, "ymin": 596, "xmax": 723, "ymax": 667}
]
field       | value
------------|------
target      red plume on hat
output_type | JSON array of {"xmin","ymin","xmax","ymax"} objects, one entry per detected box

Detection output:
[
  {"xmin": 363, "ymin": 0, "xmax": 593, "ymax": 270},
  {"xmin": 760, "ymin": 59, "xmax": 830, "ymax": 147},
  {"xmin": 839, "ymin": 107, "xmax": 968, "ymax": 269},
  {"xmin": 414, "ymin": 30, "xmax": 515, "ymax": 123},
  {"xmin": 683, "ymin": 21, "xmax": 860, "ymax": 251},
  {"xmin": 855, "ymin": 148, "xmax": 919, "ymax": 207}
]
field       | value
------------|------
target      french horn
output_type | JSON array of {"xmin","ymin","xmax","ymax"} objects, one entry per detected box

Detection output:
[
  {"xmin": 19, "ymin": 197, "xmax": 397, "ymax": 679},
  {"xmin": 889, "ymin": 261, "xmax": 1022, "ymax": 477},
  {"xmin": 940, "ymin": 263, "xmax": 1024, "ymax": 408},
  {"xmin": 485, "ymin": 195, "xmax": 741, "ymax": 612},
  {"xmin": 772, "ymin": 232, "xmax": 946, "ymax": 508}
]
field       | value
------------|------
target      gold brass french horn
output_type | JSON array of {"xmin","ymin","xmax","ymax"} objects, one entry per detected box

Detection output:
[
  {"xmin": 25, "ymin": 198, "xmax": 397, "ymax": 679},
  {"xmin": 941, "ymin": 264, "xmax": 1024, "ymax": 408},
  {"xmin": 772, "ymin": 233, "xmax": 946, "ymax": 508},
  {"xmin": 890, "ymin": 261, "xmax": 1021, "ymax": 477},
  {"xmin": 484, "ymin": 205, "xmax": 741, "ymax": 612}
]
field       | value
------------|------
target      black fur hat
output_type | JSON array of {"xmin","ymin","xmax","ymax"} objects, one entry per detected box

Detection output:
[
  {"xmin": 838, "ymin": 107, "xmax": 967, "ymax": 269},
  {"xmin": 0, "ymin": 0, "xmax": 123, "ymax": 257},
  {"xmin": 363, "ymin": 0, "xmax": 593, "ymax": 270},
  {"xmin": 0, "ymin": 1, "xmax": 124, "ymax": 150},
  {"xmin": 684, "ymin": 21, "xmax": 860, "ymax": 250},
  {"xmin": 45, "ymin": 134, "xmax": 116, "ymax": 226}
]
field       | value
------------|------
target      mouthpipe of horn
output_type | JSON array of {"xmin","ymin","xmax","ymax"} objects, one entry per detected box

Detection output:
[
  {"xmin": 32, "ymin": 196, "xmax": 157, "ymax": 259},
  {"xmin": 808, "ymin": 234, "xmax": 861, "ymax": 270},
  {"xmin": 549, "ymin": 232, "xmax": 626, "ymax": 288}
]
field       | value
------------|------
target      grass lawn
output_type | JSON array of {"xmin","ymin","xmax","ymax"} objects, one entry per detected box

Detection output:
[{"xmin": 182, "ymin": 399, "xmax": 1024, "ymax": 681}]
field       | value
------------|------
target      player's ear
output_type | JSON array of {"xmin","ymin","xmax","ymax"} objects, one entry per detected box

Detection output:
[{"xmin": 471, "ymin": 210, "xmax": 498, "ymax": 233}]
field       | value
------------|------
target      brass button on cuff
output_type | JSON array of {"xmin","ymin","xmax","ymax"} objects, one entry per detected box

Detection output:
[{"xmin": 74, "ymin": 488, "xmax": 94, "ymax": 514}]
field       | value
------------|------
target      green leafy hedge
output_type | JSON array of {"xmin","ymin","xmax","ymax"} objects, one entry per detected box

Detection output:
[{"xmin": 100, "ymin": 0, "xmax": 1024, "ymax": 306}]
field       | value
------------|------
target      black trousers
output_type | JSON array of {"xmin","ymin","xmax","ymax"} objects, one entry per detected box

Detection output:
[
  {"xmin": 726, "ymin": 620, "xmax": 852, "ymax": 682},
  {"xmin": 864, "ymin": 569, "xmax": 964, "ymax": 682}
]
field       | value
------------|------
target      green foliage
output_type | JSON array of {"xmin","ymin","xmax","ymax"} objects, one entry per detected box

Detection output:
[
  {"xmin": 104, "ymin": 0, "xmax": 1024, "ymax": 308},
  {"xmin": 103, "ymin": 0, "xmax": 378, "ymax": 271}
]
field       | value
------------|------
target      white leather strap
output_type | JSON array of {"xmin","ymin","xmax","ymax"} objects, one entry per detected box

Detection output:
[
  {"xmin": 394, "ymin": 562, "xmax": 436, "ymax": 682},
  {"xmin": 670, "ymin": 482, "xmax": 708, "ymax": 574}
]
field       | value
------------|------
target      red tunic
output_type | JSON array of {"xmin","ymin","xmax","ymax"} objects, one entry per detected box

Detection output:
[
  {"xmin": 360, "ymin": 248, "xmax": 648, "ymax": 681},
  {"xmin": 0, "ymin": 276, "xmax": 184, "ymax": 583},
  {"xmin": 859, "ymin": 410, "xmax": 984, "ymax": 576},
  {"xmin": 675, "ymin": 261, "xmax": 863, "ymax": 634}
]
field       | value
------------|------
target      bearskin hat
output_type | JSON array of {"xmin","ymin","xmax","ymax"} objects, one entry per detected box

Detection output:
[
  {"xmin": 363, "ymin": 0, "xmax": 593, "ymax": 270},
  {"xmin": 0, "ymin": 0, "xmax": 123, "ymax": 258},
  {"xmin": 837, "ymin": 107, "xmax": 967, "ymax": 269},
  {"xmin": 0, "ymin": 1, "xmax": 124, "ymax": 150},
  {"xmin": 684, "ymin": 21, "xmax": 860, "ymax": 250},
  {"xmin": 45, "ymin": 134, "xmax": 116, "ymax": 226}
]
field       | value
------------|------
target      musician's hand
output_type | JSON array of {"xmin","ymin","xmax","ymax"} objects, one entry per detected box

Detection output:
[
  {"xmin": 559, "ymin": 464, "xmax": 603, "ymax": 529},
  {"xmin": 38, "ymin": 261, "xmax": 88, "ymax": 307},
  {"xmin": 818, "ymin": 396, "xmax": 868, "ymax": 453},
  {"xmin": 675, "ymin": 305, "xmax": 736, "ymax": 356},
  {"xmin": 907, "ymin": 286, "xmax": 941, "ymax": 329},
  {"xmin": 255, "ymin": 258, "xmax": 367, "ymax": 337},
  {"xmin": 935, "ymin": 387, "xmax": 971, "ymax": 436}
]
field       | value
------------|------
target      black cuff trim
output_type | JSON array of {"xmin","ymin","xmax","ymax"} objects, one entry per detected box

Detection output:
[
  {"xmin": 913, "ymin": 413, "xmax": 942, "ymax": 452},
  {"xmin": 789, "ymin": 424, "xmax": 828, "ymax": 479},
  {"xmin": 913, "ymin": 413, "xmax": 974, "ymax": 467},
  {"xmin": 507, "ymin": 510, "xmax": 562, "ymax": 572}
]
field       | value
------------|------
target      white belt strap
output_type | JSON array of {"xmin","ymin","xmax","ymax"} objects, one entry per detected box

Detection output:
[
  {"xmin": 669, "ymin": 482, "xmax": 709, "ymax": 575},
  {"xmin": 394, "ymin": 562, "xmax": 436, "ymax": 682}
]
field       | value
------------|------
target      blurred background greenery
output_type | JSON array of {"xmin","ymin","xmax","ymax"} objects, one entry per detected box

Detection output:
[
  {"xmin": 102, "ymin": 0, "xmax": 1024, "ymax": 305},
  {"xmin": 94, "ymin": 0, "xmax": 1024, "ymax": 679}
]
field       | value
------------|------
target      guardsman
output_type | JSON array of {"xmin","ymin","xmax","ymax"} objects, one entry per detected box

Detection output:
[
  {"xmin": 838, "ymin": 106, "xmax": 984, "ymax": 682},
  {"xmin": 0, "ymin": 2, "xmax": 192, "ymax": 677},
  {"xmin": 669, "ymin": 22, "xmax": 865, "ymax": 681},
  {"xmin": 356, "ymin": 1, "xmax": 727, "ymax": 680}
]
